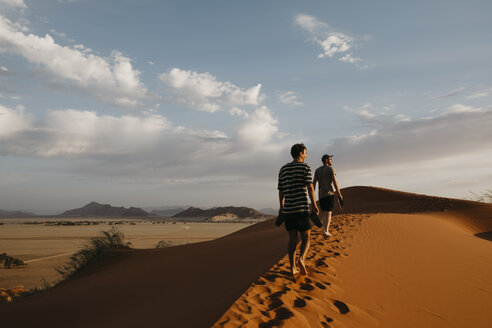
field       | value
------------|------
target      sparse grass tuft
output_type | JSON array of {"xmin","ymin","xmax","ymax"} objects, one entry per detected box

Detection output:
[
  {"xmin": 154, "ymin": 240, "xmax": 173, "ymax": 248},
  {"xmin": 0, "ymin": 253, "xmax": 25, "ymax": 268},
  {"xmin": 56, "ymin": 226, "xmax": 132, "ymax": 279}
]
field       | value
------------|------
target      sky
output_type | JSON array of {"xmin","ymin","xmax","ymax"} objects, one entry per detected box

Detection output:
[{"xmin": 0, "ymin": 0, "xmax": 491, "ymax": 214}]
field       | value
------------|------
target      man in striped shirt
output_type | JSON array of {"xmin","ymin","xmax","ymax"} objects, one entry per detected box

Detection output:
[{"xmin": 278, "ymin": 143, "xmax": 319, "ymax": 277}]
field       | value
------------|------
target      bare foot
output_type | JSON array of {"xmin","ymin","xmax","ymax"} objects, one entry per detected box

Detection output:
[
  {"xmin": 323, "ymin": 231, "xmax": 332, "ymax": 238},
  {"xmin": 298, "ymin": 259, "xmax": 308, "ymax": 276},
  {"xmin": 291, "ymin": 266, "xmax": 299, "ymax": 277}
]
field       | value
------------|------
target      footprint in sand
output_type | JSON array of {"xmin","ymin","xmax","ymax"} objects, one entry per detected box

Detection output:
[
  {"xmin": 324, "ymin": 315, "xmax": 334, "ymax": 322},
  {"xmin": 333, "ymin": 300, "xmax": 350, "ymax": 314},
  {"xmin": 267, "ymin": 290, "xmax": 288, "ymax": 310},
  {"xmin": 263, "ymin": 274, "xmax": 279, "ymax": 282},
  {"xmin": 294, "ymin": 297, "xmax": 306, "ymax": 307},
  {"xmin": 258, "ymin": 307, "xmax": 294, "ymax": 328},
  {"xmin": 321, "ymin": 315, "xmax": 334, "ymax": 327},
  {"xmin": 300, "ymin": 283, "xmax": 314, "ymax": 291}
]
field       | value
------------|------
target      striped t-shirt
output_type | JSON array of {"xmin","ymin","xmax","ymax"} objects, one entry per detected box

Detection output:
[{"xmin": 278, "ymin": 162, "xmax": 313, "ymax": 214}]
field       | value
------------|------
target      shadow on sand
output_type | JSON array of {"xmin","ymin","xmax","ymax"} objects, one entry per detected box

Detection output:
[{"xmin": 474, "ymin": 231, "xmax": 492, "ymax": 241}]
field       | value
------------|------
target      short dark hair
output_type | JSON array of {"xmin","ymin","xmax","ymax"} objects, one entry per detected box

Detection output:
[
  {"xmin": 290, "ymin": 143, "xmax": 306, "ymax": 158},
  {"xmin": 321, "ymin": 154, "xmax": 333, "ymax": 163}
]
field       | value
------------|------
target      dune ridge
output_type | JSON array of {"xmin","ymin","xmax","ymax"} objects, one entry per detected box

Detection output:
[{"xmin": 213, "ymin": 187, "xmax": 492, "ymax": 327}]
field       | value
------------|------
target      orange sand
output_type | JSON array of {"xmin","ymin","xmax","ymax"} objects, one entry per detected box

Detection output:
[{"xmin": 213, "ymin": 188, "xmax": 492, "ymax": 327}]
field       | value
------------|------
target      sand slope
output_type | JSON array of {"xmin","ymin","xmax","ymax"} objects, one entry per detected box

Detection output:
[
  {"xmin": 0, "ymin": 220, "xmax": 289, "ymax": 328},
  {"xmin": 1, "ymin": 186, "xmax": 491, "ymax": 327},
  {"xmin": 213, "ymin": 188, "xmax": 492, "ymax": 328},
  {"xmin": 336, "ymin": 212, "xmax": 492, "ymax": 327}
]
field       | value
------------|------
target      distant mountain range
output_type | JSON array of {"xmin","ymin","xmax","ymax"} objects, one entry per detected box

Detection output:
[
  {"xmin": 60, "ymin": 201, "xmax": 150, "ymax": 217},
  {"xmin": 0, "ymin": 209, "xmax": 36, "ymax": 218},
  {"xmin": 0, "ymin": 203, "xmax": 271, "ymax": 219},
  {"xmin": 149, "ymin": 208, "xmax": 187, "ymax": 217},
  {"xmin": 258, "ymin": 208, "xmax": 277, "ymax": 215},
  {"xmin": 173, "ymin": 206, "xmax": 266, "ymax": 219}
]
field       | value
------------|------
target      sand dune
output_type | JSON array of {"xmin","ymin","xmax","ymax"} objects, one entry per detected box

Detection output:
[
  {"xmin": 213, "ymin": 188, "xmax": 492, "ymax": 328},
  {"xmin": 1, "ymin": 187, "xmax": 491, "ymax": 327}
]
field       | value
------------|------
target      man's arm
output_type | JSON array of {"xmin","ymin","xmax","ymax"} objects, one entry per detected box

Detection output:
[
  {"xmin": 333, "ymin": 175, "xmax": 343, "ymax": 200},
  {"xmin": 312, "ymin": 175, "xmax": 317, "ymax": 191},
  {"xmin": 307, "ymin": 183, "xmax": 319, "ymax": 214},
  {"xmin": 278, "ymin": 190, "xmax": 285, "ymax": 215}
]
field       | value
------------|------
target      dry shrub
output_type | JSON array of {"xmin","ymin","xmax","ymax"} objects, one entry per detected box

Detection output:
[
  {"xmin": 56, "ymin": 227, "xmax": 132, "ymax": 279},
  {"xmin": 0, "ymin": 253, "xmax": 25, "ymax": 268}
]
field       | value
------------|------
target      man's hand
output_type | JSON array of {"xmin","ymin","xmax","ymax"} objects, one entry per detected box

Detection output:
[
  {"xmin": 310, "ymin": 202, "xmax": 319, "ymax": 214},
  {"xmin": 338, "ymin": 194, "xmax": 344, "ymax": 207}
]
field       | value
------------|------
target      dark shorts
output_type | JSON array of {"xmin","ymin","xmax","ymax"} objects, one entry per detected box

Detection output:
[
  {"xmin": 319, "ymin": 195, "xmax": 334, "ymax": 211},
  {"xmin": 284, "ymin": 211, "xmax": 312, "ymax": 232}
]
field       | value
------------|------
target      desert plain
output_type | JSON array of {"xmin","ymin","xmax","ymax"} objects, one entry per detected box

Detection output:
[{"xmin": 0, "ymin": 219, "xmax": 251, "ymax": 290}]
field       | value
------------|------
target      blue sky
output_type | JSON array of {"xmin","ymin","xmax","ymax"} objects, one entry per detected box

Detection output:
[{"xmin": 1, "ymin": 0, "xmax": 491, "ymax": 213}]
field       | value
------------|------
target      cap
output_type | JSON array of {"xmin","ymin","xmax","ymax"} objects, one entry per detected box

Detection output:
[{"xmin": 321, "ymin": 154, "xmax": 333, "ymax": 162}]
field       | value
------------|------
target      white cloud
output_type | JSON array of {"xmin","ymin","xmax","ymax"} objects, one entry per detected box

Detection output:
[
  {"xmin": 39, "ymin": 110, "xmax": 171, "ymax": 156},
  {"xmin": 443, "ymin": 104, "xmax": 484, "ymax": 114},
  {"xmin": 316, "ymin": 33, "xmax": 352, "ymax": 58},
  {"xmin": 294, "ymin": 14, "xmax": 363, "ymax": 64},
  {"xmin": 466, "ymin": 88, "xmax": 492, "ymax": 100},
  {"xmin": 160, "ymin": 68, "xmax": 263, "ymax": 112},
  {"xmin": 0, "ymin": 104, "xmax": 31, "ymax": 138},
  {"xmin": 0, "ymin": 0, "xmax": 26, "ymax": 8},
  {"xmin": 394, "ymin": 113, "xmax": 411, "ymax": 122},
  {"xmin": 294, "ymin": 14, "xmax": 328, "ymax": 34},
  {"xmin": 339, "ymin": 53, "xmax": 361, "ymax": 63},
  {"xmin": 324, "ymin": 107, "xmax": 492, "ymax": 171},
  {"xmin": 229, "ymin": 107, "xmax": 249, "ymax": 118},
  {"xmin": 0, "ymin": 105, "xmax": 288, "ymax": 185},
  {"xmin": 0, "ymin": 107, "xmax": 230, "ymax": 157},
  {"xmin": 278, "ymin": 91, "xmax": 302, "ymax": 106},
  {"xmin": 345, "ymin": 102, "xmax": 403, "ymax": 126},
  {"xmin": 0, "ymin": 15, "xmax": 147, "ymax": 108},
  {"xmin": 338, "ymin": 151, "xmax": 492, "ymax": 201},
  {"xmin": 236, "ymin": 106, "xmax": 278, "ymax": 146},
  {"xmin": 358, "ymin": 109, "xmax": 376, "ymax": 120},
  {"xmin": 48, "ymin": 29, "xmax": 75, "ymax": 43}
]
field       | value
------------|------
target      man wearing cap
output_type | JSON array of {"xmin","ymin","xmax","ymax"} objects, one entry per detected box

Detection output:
[
  {"xmin": 313, "ymin": 154, "xmax": 344, "ymax": 237},
  {"xmin": 278, "ymin": 143, "xmax": 319, "ymax": 277}
]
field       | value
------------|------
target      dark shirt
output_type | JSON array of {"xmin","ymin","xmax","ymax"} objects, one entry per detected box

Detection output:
[{"xmin": 314, "ymin": 165, "xmax": 335, "ymax": 199}]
